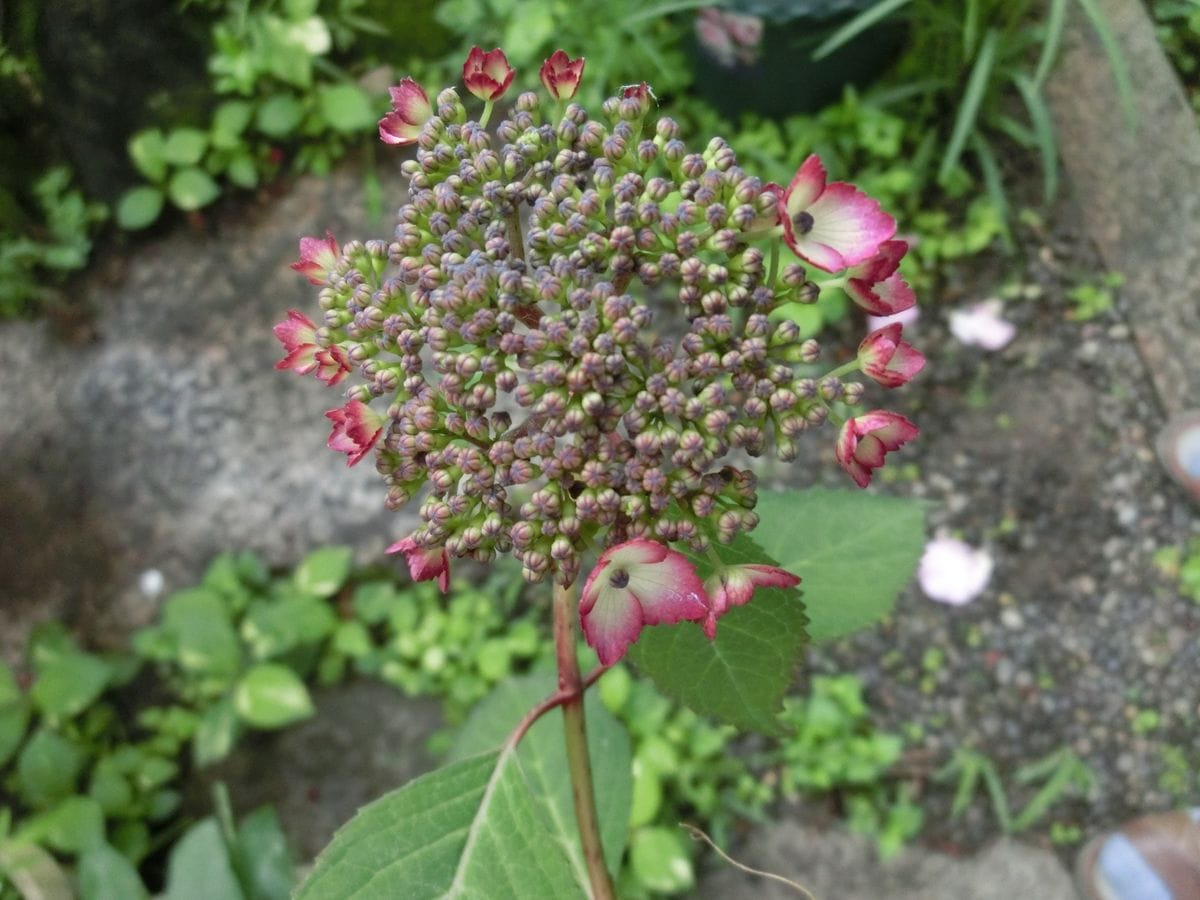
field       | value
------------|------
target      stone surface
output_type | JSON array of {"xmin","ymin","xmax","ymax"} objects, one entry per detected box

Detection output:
[
  {"xmin": 1046, "ymin": 0, "xmax": 1200, "ymax": 417},
  {"xmin": 698, "ymin": 820, "xmax": 1076, "ymax": 900},
  {"xmin": 0, "ymin": 166, "xmax": 414, "ymax": 663}
]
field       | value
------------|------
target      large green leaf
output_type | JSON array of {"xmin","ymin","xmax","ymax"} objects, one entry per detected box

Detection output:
[
  {"xmin": 164, "ymin": 819, "xmax": 244, "ymax": 900},
  {"xmin": 161, "ymin": 589, "xmax": 242, "ymax": 681},
  {"xmin": 30, "ymin": 650, "xmax": 112, "ymax": 720},
  {"xmin": 78, "ymin": 842, "xmax": 149, "ymax": 900},
  {"xmin": 315, "ymin": 84, "xmax": 376, "ymax": 134},
  {"xmin": 298, "ymin": 751, "xmax": 586, "ymax": 898},
  {"xmin": 233, "ymin": 663, "xmax": 314, "ymax": 729},
  {"xmin": 232, "ymin": 807, "xmax": 295, "ymax": 900},
  {"xmin": 448, "ymin": 673, "xmax": 632, "ymax": 880},
  {"xmin": 627, "ymin": 531, "xmax": 806, "ymax": 733},
  {"xmin": 752, "ymin": 488, "xmax": 925, "ymax": 642}
]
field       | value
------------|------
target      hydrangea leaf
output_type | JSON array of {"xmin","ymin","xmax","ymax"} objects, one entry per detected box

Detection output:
[
  {"xmin": 297, "ymin": 750, "xmax": 586, "ymax": 899},
  {"xmin": 753, "ymin": 488, "xmax": 925, "ymax": 642},
  {"xmin": 448, "ymin": 673, "xmax": 632, "ymax": 880},
  {"xmin": 627, "ymin": 533, "xmax": 806, "ymax": 734}
]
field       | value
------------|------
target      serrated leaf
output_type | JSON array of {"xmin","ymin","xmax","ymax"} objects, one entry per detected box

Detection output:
[
  {"xmin": 294, "ymin": 546, "xmax": 353, "ymax": 597},
  {"xmin": 167, "ymin": 168, "xmax": 220, "ymax": 212},
  {"xmin": 752, "ymin": 488, "xmax": 925, "ymax": 642},
  {"xmin": 298, "ymin": 750, "xmax": 585, "ymax": 898},
  {"xmin": 628, "ymin": 533, "xmax": 807, "ymax": 733},
  {"xmin": 163, "ymin": 128, "xmax": 209, "ymax": 166},
  {"xmin": 448, "ymin": 673, "xmax": 631, "ymax": 880},
  {"xmin": 233, "ymin": 664, "xmax": 314, "ymax": 729}
]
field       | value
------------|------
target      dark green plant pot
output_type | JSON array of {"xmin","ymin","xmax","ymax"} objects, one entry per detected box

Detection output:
[{"xmin": 691, "ymin": 13, "xmax": 906, "ymax": 119}]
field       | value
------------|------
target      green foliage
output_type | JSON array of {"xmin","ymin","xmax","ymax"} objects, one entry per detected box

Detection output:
[
  {"xmin": 1153, "ymin": 0, "xmax": 1200, "ymax": 112},
  {"xmin": 935, "ymin": 746, "xmax": 1095, "ymax": 834},
  {"xmin": 1065, "ymin": 271, "xmax": 1123, "ymax": 322},
  {"xmin": 752, "ymin": 488, "xmax": 926, "ymax": 642},
  {"xmin": 0, "ymin": 167, "xmax": 107, "ymax": 317},
  {"xmin": 629, "ymin": 532, "xmax": 807, "ymax": 734},
  {"xmin": 426, "ymin": 0, "xmax": 699, "ymax": 110},
  {"xmin": 1153, "ymin": 537, "xmax": 1200, "ymax": 603},
  {"xmin": 448, "ymin": 674, "xmax": 633, "ymax": 882},
  {"xmin": 299, "ymin": 751, "xmax": 588, "ymax": 898},
  {"xmin": 817, "ymin": 0, "xmax": 1133, "ymax": 229}
]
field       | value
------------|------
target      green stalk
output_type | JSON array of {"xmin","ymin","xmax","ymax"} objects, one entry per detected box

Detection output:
[{"xmin": 553, "ymin": 580, "xmax": 615, "ymax": 900}]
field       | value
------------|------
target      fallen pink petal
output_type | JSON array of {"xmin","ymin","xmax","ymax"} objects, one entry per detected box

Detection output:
[
  {"xmin": 948, "ymin": 299, "xmax": 1016, "ymax": 351},
  {"xmin": 918, "ymin": 536, "xmax": 994, "ymax": 606},
  {"xmin": 579, "ymin": 539, "xmax": 709, "ymax": 665}
]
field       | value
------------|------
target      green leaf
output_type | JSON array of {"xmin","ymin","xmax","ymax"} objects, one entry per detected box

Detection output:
[
  {"xmin": 128, "ymin": 129, "xmax": 168, "ymax": 182},
  {"xmin": 0, "ymin": 701, "xmax": 29, "ymax": 768},
  {"xmin": 16, "ymin": 730, "xmax": 84, "ymax": 808},
  {"xmin": 15, "ymin": 796, "xmax": 105, "ymax": 854},
  {"xmin": 1034, "ymin": 0, "xmax": 1068, "ymax": 86},
  {"xmin": 167, "ymin": 168, "xmax": 221, "ymax": 212},
  {"xmin": 163, "ymin": 128, "xmax": 209, "ymax": 166},
  {"xmin": 1011, "ymin": 72, "xmax": 1058, "ymax": 205},
  {"xmin": 937, "ymin": 28, "xmax": 998, "ymax": 186},
  {"xmin": 1074, "ymin": 0, "xmax": 1137, "ymax": 130},
  {"xmin": 812, "ymin": 0, "xmax": 913, "ymax": 60},
  {"xmin": 294, "ymin": 546, "xmax": 353, "ymax": 598},
  {"xmin": 233, "ymin": 664, "xmax": 314, "ymax": 729},
  {"xmin": 164, "ymin": 818, "xmax": 245, "ymax": 900},
  {"xmin": 78, "ymin": 842, "xmax": 150, "ymax": 900},
  {"xmin": 315, "ymin": 83, "xmax": 376, "ymax": 134},
  {"xmin": 31, "ymin": 651, "xmax": 112, "ymax": 720},
  {"xmin": 628, "ymin": 827, "xmax": 694, "ymax": 895},
  {"xmin": 0, "ymin": 841, "xmax": 74, "ymax": 900},
  {"xmin": 969, "ymin": 133, "xmax": 1015, "ymax": 253},
  {"xmin": 297, "ymin": 751, "xmax": 586, "ymax": 898},
  {"xmin": 752, "ymin": 488, "xmax": 925, "ymax": 643},
  {"xmin": 89, "ymin": 757, "xmax": 135, "ymax": 816},
  {"xmin": 628, "ymin": 533, "xmax": 806, "ymax": 733},
  {"xmin": 0, "ymin": 661, "xmax": 18, "ymax": 706},
  {"xmin": 241, "ymin": 593, "xmax": 337, "ymax": 659},
  {"xmin": 256, "ymin": 94, "xmax": 305, "ymax": 138},
  {"xmin": 193, "ymin": 697, "xmax": 240, "ymax": 767},
  {"xmin": 212, "ymin": 101, "xmax": 254, "ymax": 149},
  {"xmin": 161, "ymin": 589, "xmax": 242, "ymax": 680},
  {"xmin": 232, "ymin": 807, "xmax": 295, "ymax": 900},
  {"xmin": 226, "ymin": 153, "xmax": 259, "ymax": 189},
  {"xmin": 448, "ymin": 674, "xmax": 632, "ymax": 879}
]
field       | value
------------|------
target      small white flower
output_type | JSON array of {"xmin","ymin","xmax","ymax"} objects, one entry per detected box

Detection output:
[
  {"xmin": 918, "ymin": 537, "xmax": 993, "ymax": 606},
  {"xmin": 948, "ymin": 299, "xmax": 1015, "ymax": 351}
]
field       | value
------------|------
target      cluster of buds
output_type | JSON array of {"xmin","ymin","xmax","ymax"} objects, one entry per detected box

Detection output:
[{"xmin": 278, "ymin": 47, "xmax": 924, "ymax": 624}]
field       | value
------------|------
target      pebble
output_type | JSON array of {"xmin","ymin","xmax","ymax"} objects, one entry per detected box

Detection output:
[{"xmin": 1000, "ymin": 607, "xmax": 1024, "ymax": 629}]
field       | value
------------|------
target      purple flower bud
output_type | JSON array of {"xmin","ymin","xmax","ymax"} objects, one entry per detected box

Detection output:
[
  {"xmin": 663, "ymin": 139, "xmax": 686, "ymax": 163},
  {"xmin": 782, "ymin": 263, "xmax": 807, "ymax": 288},
  {"xmin": 681, "ymin": 153, "xmax": 706, "ymax": 178},
  {"xmin": 842, "ymin": 381, "xmax": 865, "ymax": 405}
]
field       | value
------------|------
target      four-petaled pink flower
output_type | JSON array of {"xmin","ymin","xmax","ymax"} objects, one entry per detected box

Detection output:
[
  {"xmin": 702, "ymin": 564, "xmax": 799, "ymax": 639},
  {"xmin": 539, "ymin": 50, "xmax": 585, "ymax": 100},
  {"xmin": 857, "ymin": 322, "xmax": 926, "ymax": 388},
  {"xmin": 771, "ymin": 155, "xmax": 895, "ymax": 273},
  {"xmin": 387, "ymin": 535, "xmax": 451, "ymax": 594},
  {"xmin": 836, "ymin": 411, "xmax": 919, "ymax": 488},
  {"xmin": 844, "ymin": 240, "xmax": 916, "ymax": 316},
  {"xmin": 290, "ymin": 231, "xmax": 340, "ymax": 285},
  {"xmin": 274, "ymin": 310, "xmax": 351, "ymax": 386},
  {"xmin": 379, "ymin": 78, "xmax": 432, "ymax": 146},
  {"xmin": 579, "ymin": 539, "xmax": 709, "ymax": 665},
  {"xmin": 462, "ymin": 47, "xmax": 515, "ymax": 102},
  {"xmin": 325, "ymin": 400, "xmax": 384, "ymax": 467}
]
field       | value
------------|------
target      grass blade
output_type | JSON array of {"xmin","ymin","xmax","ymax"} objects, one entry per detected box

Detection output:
[
  {"xmin": 812, "ymin": 0, "xmax": 913, "ymax": 61},
  {"xmin": 1012, "ymin": 72, "xmax": 1059, "ymax": 204},
  {"xmin": 970, "ymin": 132, "xmax": 1015, "ymax": 252},
  {"xmin": 963, "ymin": 0, "xmax": 980, "ymax": 60},
  {"xmin": 1073, "ymin": 0, "xmax": 1138, "ymax": 130},
  {"xmin": 1034, "ymin": 0, "xmax": 1069, "ymax": 86},
  {"xmin": 979, "ymin": 757, "xmax": 1013, "ymax": 833},
  {"xmin": 937, "ymin": 28, "xmax": 999, "ymax": 186}
]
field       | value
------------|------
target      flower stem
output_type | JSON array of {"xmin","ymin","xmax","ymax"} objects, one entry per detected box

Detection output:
[
  {"xmin": 553, "ymin": 580, "xmax": 615, "ymax": 900},
  {"xmin": 479, "ymin": 99, "xmax": 495, "ymax": 128}
]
